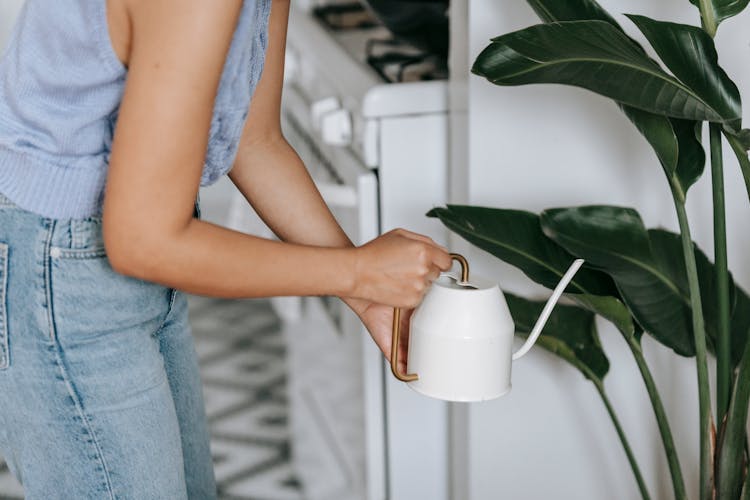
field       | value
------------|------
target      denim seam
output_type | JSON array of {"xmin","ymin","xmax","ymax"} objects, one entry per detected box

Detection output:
[
  {"xmin": 0, "ymin": 242, "xmax": 8, "ymax": 370},
  {"xmin": 43, "ymin": 222, "xmax": 55, "ymax": 343},
  {"xmin": 154, "ymin": 288, "xmax": 178, "ymax": 338},
  {"xmin": 50, "ymin": 246, "xmax": 108, "ymax": 260},
  {"xmin": 44, "ymin": 220, "xmax": 116, "ymax": 500}
]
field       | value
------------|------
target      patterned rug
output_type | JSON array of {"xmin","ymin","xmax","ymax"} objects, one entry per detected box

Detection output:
[{"xmin": 0, "ymin": 295, "xmax": 302, "ymax": 500}]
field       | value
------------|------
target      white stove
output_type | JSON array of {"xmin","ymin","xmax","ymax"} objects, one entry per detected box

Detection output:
[{"xmin": 227, "ymin": 3, "xmax": 451, "ymax": 499}]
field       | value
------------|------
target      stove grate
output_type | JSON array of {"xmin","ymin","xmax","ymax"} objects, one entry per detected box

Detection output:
[{"xmin": 312, "ymin": 2, "xmax": 380, "ymax": 31}]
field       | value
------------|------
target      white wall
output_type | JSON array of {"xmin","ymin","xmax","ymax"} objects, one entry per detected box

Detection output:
[
  {"xmin": 0, "ymin": 0, "xmax": 24, "ymax": 50},
  {"xmin": 459, "ymin": 1, "xmax": 750, "ymax": 499}
]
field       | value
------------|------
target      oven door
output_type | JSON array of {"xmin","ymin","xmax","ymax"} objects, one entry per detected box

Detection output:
[{"xmin": 279, "ymin": 83, "xmax": 387, "ymax": 500}]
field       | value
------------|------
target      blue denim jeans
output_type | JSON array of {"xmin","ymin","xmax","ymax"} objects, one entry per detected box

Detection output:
[{"xmin": 0, "ymin": 191, "xmax": 217, "ymax": 499}]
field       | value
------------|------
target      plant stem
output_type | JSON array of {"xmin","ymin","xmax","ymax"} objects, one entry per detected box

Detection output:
[
  {"xmin": 710, "ymin": 123, "xmax": 731, "ymax": 422},
  {"xmin": 672, "ymin": 193, "xmax": 714, "ymax": 500},
  {"xmin": 594, "ymin": 381, "xmax": 652, "ymax": 500},
  {"xmin": 725, "ymin": 132, "xmax": 750, "ymax": 203},
  {"xmin": 716, "ymin": 337, "xmax": 750, "ymax": 498},
  {"xmin": 698, "ymin": 0, "xmax": 719, "ymax": 37},
  {"xmin": 625, "ymin": 335, "xmax": 687, "ymax": 500}
]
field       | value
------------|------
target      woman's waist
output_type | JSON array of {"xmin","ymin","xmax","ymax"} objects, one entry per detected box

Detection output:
[{"xmin": 0, "ymin": 147, "xmax": 109, "ymax": 219}]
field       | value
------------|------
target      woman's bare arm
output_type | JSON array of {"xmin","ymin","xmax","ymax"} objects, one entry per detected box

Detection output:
[
  {"xmin": 228, "ymin": 0, "xmax": 354, "ymax": 250},
  {"xmin": 226, "ymin": 0, "xmax": 449, "ymax": 363},
  {"xmin": 225, "ymin": 0, "xmax": 450, "ymax": 327},
  {"xmin": 102, "ymin": 0, "xmax": 451, "ymax": 305}
]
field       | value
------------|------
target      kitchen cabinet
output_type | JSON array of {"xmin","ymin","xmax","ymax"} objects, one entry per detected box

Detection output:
[{"xmin": 451, "ymin": 1, "xmax": 750, "ymax": 498}]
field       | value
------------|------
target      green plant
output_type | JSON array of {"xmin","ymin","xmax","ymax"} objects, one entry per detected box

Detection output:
[{"xmin": 428, "ymin": 1, "xmax": 750, "ymax": 499}]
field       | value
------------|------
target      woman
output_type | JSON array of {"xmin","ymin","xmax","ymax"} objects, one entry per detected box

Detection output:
[{"xmin": 0, "ymin": 0, "xmax": 452, "ymax": 497}]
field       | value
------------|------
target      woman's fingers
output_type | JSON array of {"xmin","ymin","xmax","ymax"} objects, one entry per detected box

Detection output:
[
  {"xmin": 434, "ymin": 248, "xmax": 453, "ymax": 271},
  {"xmin": 426, "ymin": 265, "xmax": 441, "ymax": 284},
  {"xmin": 351, "ymin": 228, "xmax": 453, "ymax": 308},
  {"xmin": 393, "ymin": 228, "xmax": 449, "ymax": 254},
  {"xmin": 394, "ymin": 229, "xmax": 452, "ymax": 273},
  {"xmin": 395, "ymin": 229, "xmax": 452, "ymax": 270}
]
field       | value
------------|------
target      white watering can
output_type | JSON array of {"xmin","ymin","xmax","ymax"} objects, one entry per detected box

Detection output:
[{"xmin": 390, "ymin": 253, "xmax": 585, "ymax": 402}]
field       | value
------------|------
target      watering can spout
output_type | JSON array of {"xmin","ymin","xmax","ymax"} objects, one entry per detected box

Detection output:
[{"xmin": 511, "ymin": 259, "xmax": 586, "ymax": 361}]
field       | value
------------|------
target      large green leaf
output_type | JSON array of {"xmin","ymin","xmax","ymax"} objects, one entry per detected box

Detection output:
[
  {"xmin": 472, "ymin": 20, "xmax": 739, "ymax": 124},
  {"xmin": 727, "ymin": 132, "xmax": 750, "ymax": 203},
  {"xmin": 505, "ymin": 293, "xmax": 609, "ymax": 382},
  {"xmin": 689, "ymin": 0, "xmax": 750, "ymax": 27},
  {"xmin": 540, "ymin": 206, "xmax": 744, "ymax": 358},
  {"xmin": 670, "ymin": 119, "xmax": 707, "ymax": 196},
  {"xmin": 627, "ymin": 15, "xmax": 742, "ymax": 133},
  {"xmin": 569, "ymin": 293, "xmax": 640, "ymax": 340},
  {"xmin": 539, "ymin": 206, "xmax": 694, "ymax": 354},
  {"xmin": 620, "ymin": 107, "xmax": 706, "ymax": 200},
  {"xmin": 646, "ymin": 228, "xmax": 748, "ymax": 361},
  {"xmin": 426, "ymin": 205, "xmax": 617, "ymax": 296},
  {"xmin": 738, "ymin": 129, "xmax": 750, "ymax": 150},
  {"xmin": 526, "ymin": 0, "xmax": 618, "ymax": 26},
  {"xmin": 521, "ymin": 0, "xmax": 708, "ymax": 201},
  {"xmin": 645, "ymin": 229, "xmax": 749, "ymax": 365}
]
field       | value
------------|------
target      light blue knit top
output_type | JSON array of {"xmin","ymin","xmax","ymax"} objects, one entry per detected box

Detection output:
[{"xmin": 0, "ymin": 0, "xmax": 272, "ymax": 219}]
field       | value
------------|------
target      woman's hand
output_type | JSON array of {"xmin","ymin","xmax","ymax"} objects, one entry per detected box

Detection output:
[
  {"xmin": 349, "ymin": 228, "xmax": 453, "ymax": 308},
  {"xmin": 349, "ymin": 300, "xmax": 413, "ymax": 373},
  {"xmin": 342, "ymin": 229, "xmax": 451, "ymax": 371}
]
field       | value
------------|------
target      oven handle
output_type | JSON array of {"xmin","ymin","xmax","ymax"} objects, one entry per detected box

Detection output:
[{"xmin": 314, "ymin": 180, "xmax": 358, "ymax": 208}]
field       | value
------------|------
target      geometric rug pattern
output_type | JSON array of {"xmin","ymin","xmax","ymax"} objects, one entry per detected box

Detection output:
[{"xmin": 0, "ymin": 295, "xmax": 302, "ymax": 500}]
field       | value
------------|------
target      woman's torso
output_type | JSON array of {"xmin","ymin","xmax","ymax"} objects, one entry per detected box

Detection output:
[{"xmin": 0, "ymin": 0, "xmax": 272, "ymax": 219}]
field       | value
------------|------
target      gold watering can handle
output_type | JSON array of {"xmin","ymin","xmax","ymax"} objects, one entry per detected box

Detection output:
[{"xmin": 390, "ymin": 253, "xmax": 469, "ymax": 382}]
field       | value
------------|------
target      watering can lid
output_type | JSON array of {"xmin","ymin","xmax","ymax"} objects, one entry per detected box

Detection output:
[{"xmin": 434, "ymin": 273, "xmax": 498, "ymax": 291}]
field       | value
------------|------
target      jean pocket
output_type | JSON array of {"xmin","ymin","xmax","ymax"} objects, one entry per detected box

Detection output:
[
  {"xmin": 49, "ymin": 218, "xmax": 108, "ymax": 260},
  {"xmin": 0, "ymin": 242, "xmax": 8, "ymax": 369},
  {"xmin": 49, "ymin": 252, "xmax": 173, "ymax": 345}
]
